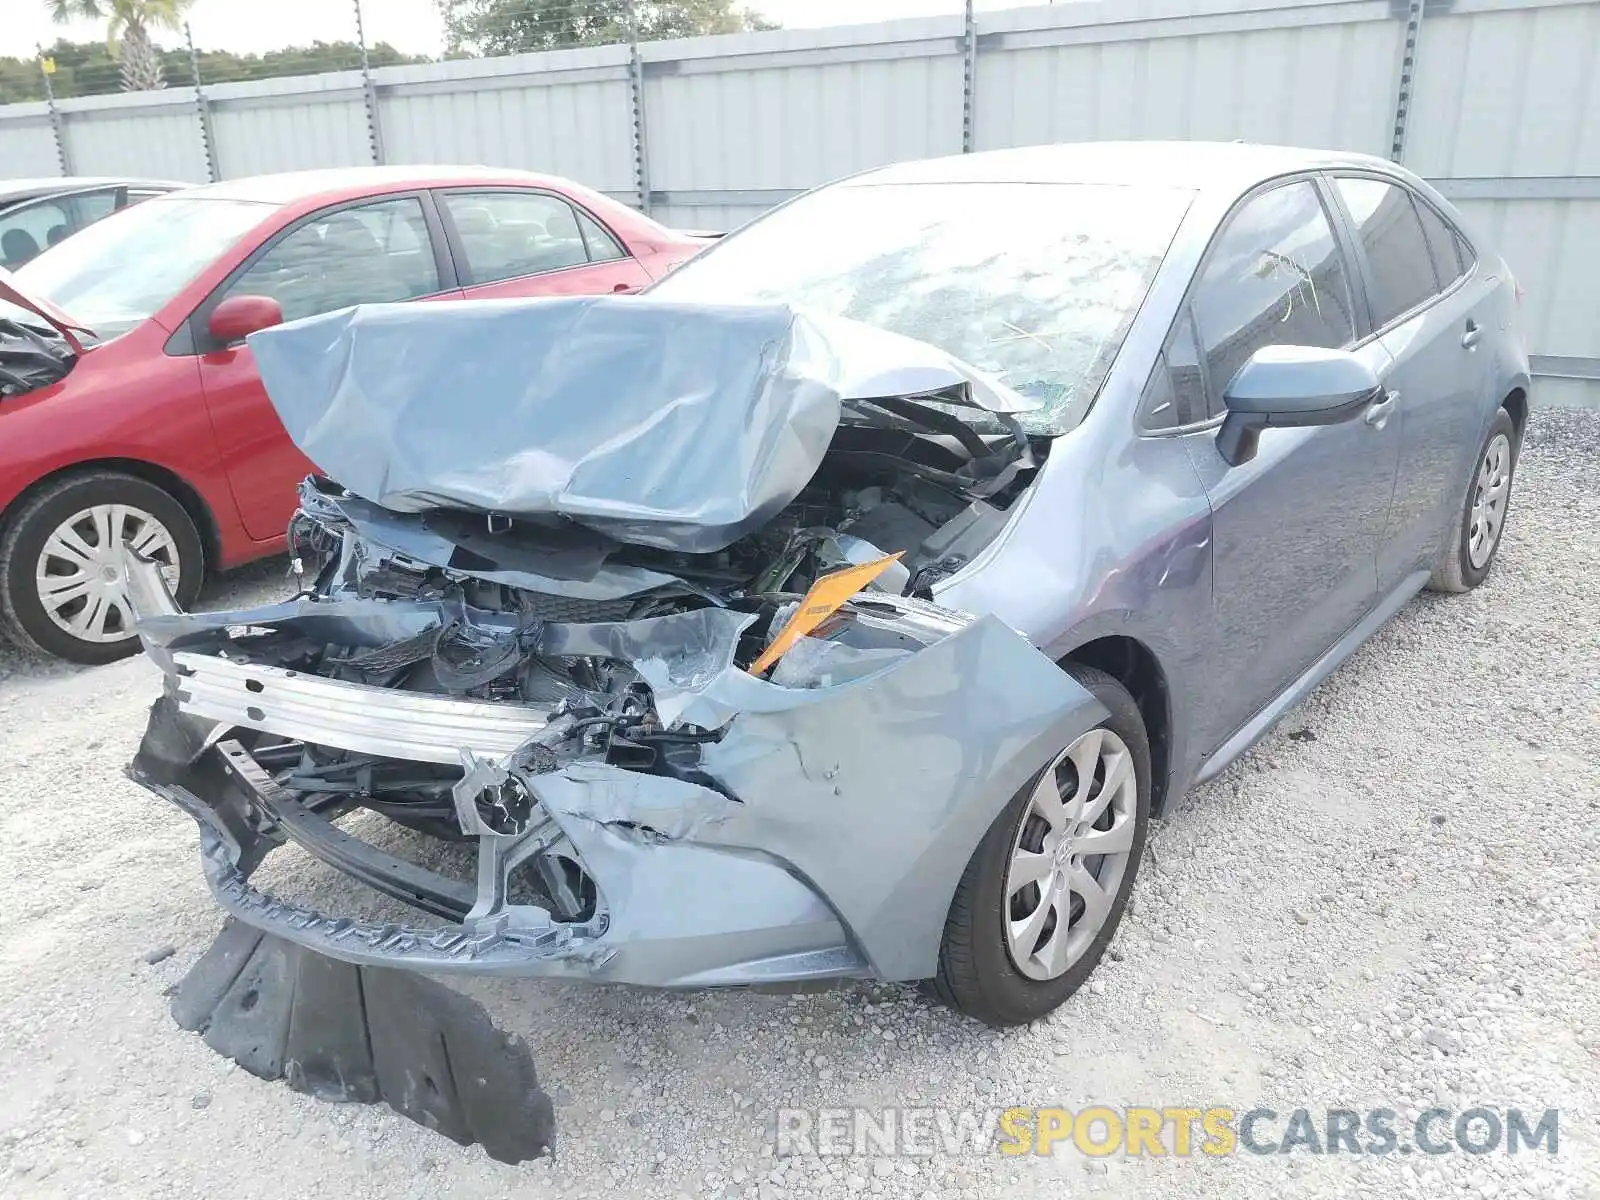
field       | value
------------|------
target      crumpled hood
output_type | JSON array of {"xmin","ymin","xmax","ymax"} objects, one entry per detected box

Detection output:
[{"xmin": 249, "ymin": 295, "xmax": 1032, "ymax": 554}]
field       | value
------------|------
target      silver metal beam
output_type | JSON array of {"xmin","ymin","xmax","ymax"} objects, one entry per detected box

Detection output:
[
  {"xmin": 962, "ymin": 0, "xmax": 978, "ymax": 154},
  {"xmin": 384, "ymin": 64, "xmax": 629, "ymax": 98},
  {"xmin": 648, "ymin": 187, "xmax": 801, "ymax": 209},
  {"xmin": 1530, "ymin": 355, "xmax": 1600, "ymax": 382},
  {"xmin": 37, "ymin": 45, "xmax": 71, "ymax": 176},
  {"xmin": 1431, "ymin": 176, "xmax": 1600, "ymax": 201},
  {"xmin": 185, "ymin": 23, "xmax": 219, "ymax": 183},
  {"xmin": 640, "ymin": 37, "xmax": 962, "ymax": 77},
  {"xmin": 206, "ymin": 87, "xmax": 366, "ymax": 112},
  {"xmin": 1390, "ymin": 0, "xmax": 1426, "ymax": 162},
  {"xmin": 172, "ymin": 652, "xmax": 550, "ymax": 766},
  {"xmin": 352, "ymin": 0, "xmax": 385, "ymax": 165},
  {"xmin": 628, "ymin": 15, "xmax": 652, "ymax": 215},
  {"xmin": 644, "ymin": 181, "xmax": 1598, "ymax": 211}
]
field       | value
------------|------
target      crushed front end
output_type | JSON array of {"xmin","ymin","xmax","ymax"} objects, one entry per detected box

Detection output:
[{"xmin": 127, "ymin": 297, "xmax": 1104, "ymax": 989}]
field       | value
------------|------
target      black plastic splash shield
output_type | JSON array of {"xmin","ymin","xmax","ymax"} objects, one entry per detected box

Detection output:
[{"xmin": 171, "ymin": 918, "xmax": 555, "ymax": 1162}]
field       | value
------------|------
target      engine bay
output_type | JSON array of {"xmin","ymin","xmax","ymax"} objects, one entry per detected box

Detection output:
[{"xmin": 0, "ymin": 317, "xmax": 75, "ymax": 397}]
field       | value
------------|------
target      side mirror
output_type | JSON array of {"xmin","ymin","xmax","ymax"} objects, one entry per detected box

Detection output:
[
  {"xmin": 208, "ymin": 294, "xmax": 283, "ymax": 345},
  {"xmin": 1216, "ymin": 345, "xmax": 1382, "ymax": 467}
]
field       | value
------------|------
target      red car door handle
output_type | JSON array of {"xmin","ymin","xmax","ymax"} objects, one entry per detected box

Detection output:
[{"xmin": 612, "ymin": 283, "xmax": 632, "ymax": 293}]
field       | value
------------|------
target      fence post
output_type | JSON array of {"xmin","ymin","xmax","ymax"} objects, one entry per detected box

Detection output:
[
  {"xmin": 962, "ymin": 0, "xmax": 977, "ymax": 153},
  {"xmin": 37, "ymin": 46, "xmax": 72, "ymax": 176},
  {"xmin": 627, "ymin": 1, "xmax": 653, "ymax": 215},
  {"xmin": 185, "ymin": 24, "xmax": 219, "ymax": 182},
  {"xmin": 353, "ymin": 0, "xmax": 386, "ymax": 165},
  {"xmin": 1389, "ymin": 0, "xmax": 1426, "ymax": 162}
]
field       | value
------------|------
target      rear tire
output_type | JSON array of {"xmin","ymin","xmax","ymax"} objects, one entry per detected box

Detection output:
[
  {"xmin": 0, "ymin": 470, "xmax": 204, "ymax": 665},
  {"xmin": 1427, "ymin": 407, "xmax": 1519, "ymax": 594},
  {"xmin": 931, "ymin": 665, "xmax": 1150, "ymax": 1027}
]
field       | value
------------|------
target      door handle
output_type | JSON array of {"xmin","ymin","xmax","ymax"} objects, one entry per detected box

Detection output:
[
  {"xmin": 1462, "ymin": 319, "xmax": 1482, "ymax": 349},
  {"xmin": 1364, "ymin": 389, "xmax": 1398, "ymax": 429}
]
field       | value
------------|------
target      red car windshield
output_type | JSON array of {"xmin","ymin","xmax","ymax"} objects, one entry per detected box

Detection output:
[{"xmin": 11, "ymin": 195, "xmax": 274, "ymax": 339}]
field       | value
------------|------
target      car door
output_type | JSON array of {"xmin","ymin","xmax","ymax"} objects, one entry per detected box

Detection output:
[
  {"xmin": 1168, "ymin": 177, "xmax": 1401, "ymax": 752},
  {"xmin": 435, "ymin": 188, "xmax": 652, "ymax": 299},
  {"xmin": 1328, "ymin": 175, "xmax": 1493, "ymax": 592},
  {"xmin": 191, "ymin": 192, "xmax": 462, "ymax": 541}
]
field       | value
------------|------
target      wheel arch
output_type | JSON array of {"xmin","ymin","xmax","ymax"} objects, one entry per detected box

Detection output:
[
  {"xmin": 0, "ymin": 458, "xmax": 219, "ymax": 570},
  {"xmin": 1501, "ymin": 385, "xmax": 1529, "ymax": 442},
  {"xmin": 1058, "ymin": 635, "xmax": 1174, "ymax": 814}
]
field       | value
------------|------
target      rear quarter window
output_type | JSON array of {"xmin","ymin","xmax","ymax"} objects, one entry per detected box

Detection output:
[{"xmin": 1334, "ymin": 176, "xmax": 1439, "ymax": 327}]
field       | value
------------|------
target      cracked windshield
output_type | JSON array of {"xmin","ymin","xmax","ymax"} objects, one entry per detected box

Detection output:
[{"xmin": 650, "ymin": 180, "xmax": 1194, "ymax": 432}]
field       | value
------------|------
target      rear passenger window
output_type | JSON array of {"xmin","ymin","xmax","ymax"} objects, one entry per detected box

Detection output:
[
  {"xmin": 225, "ymin": 197, "xmax": 440, "ymax": 323},
  {"xmin": 442, "ymin": 191, "xmax": 590, "ymax": 284},
  {"xmin": 1413, "ymin": 196, "xmax": 1466, "ymax": 289},
  {"xmin": 1334, "ymin": 177, "xmax": 1438, "ymax": 326},
  {"xmin": 577, "ymin": 210, "xmax": 626, "ymax": 264},
  {"xmin": 1191, "ymin": 181, "xmax": 1358, "ymax": 411}
]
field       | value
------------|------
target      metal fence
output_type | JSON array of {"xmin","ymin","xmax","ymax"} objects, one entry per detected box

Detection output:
[{"xmin": 1, "ymin": 0, "xmax": 1595, "ymax": 404}]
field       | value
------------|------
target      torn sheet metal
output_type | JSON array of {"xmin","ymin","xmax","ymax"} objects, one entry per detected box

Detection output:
[
  {"xmin": 529, "ymin": 614, "xmax": 1101, "ymax": 982},
  {"xmin": 172, "ymin": 918, "xmax": 554, "ymax": 1162},
  {"xmin": 248, "ymin": 296, "xmax": 1035, "ymax": 554},
  {"xmin": 133, "ymin": 603, "xmax": 1100, "ymax": 985},
  {"xmin": 126, "ymin": 485, "xmax": 1101, "ymax": 988}
]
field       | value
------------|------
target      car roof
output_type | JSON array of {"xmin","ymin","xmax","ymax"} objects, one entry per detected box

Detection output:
[
  {"xmin": 171, "ymin": 165, "xmax": 593, "ymax": 207},
  {"xmin": 845, "ymin": 141, "xmax": 1405, "ymax": 193},
  {"xmin": 0, "ymin": 177, "xmax": 184, "ymax": 204}
]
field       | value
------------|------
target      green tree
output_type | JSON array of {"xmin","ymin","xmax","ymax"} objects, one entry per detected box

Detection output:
[
  {"xmin": 0, "ymin": 38, "xmax": 430, "ymax": 103},
  {"xmin": 438, "ymin": 0, "xmax": 776, "ymax": 57},
  {"xmin": 43, "ymin": 0, "xmax": 195, "ymax": 92}
]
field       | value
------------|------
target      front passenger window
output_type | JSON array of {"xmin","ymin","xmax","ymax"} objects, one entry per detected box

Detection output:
[
  {"xmin": 1191, "ymin": 181, "xmax": 1358, "ymax": 413},
  {"xmin": 223, "ymin": 196, "xmax": 439, "ymax": 324}
]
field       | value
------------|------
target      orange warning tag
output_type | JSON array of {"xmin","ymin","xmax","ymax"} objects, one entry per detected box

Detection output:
[{"xmin": 746, "ymin": 553, "xmax": 904, "ymax": 677}]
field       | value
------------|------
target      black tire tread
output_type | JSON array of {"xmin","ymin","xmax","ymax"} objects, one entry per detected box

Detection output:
[{"xmin": 1426, "ymin": 406, "xmax": 1518, "ymax": 594}]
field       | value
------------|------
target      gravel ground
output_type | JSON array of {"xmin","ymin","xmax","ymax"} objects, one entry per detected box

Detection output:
[{"xmin": 1, "ymin": 409, "xmax": 1596, "ymax": 1200}]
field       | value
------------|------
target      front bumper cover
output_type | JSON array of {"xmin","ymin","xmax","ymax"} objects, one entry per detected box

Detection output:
[{"xmin": 129, "ymin": 570, "xmax": 1104, "ymax": 988}]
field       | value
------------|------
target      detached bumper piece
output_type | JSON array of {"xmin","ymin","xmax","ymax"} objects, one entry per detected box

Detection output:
[{"xmin": 172, "ymin": 918, "xmax": 554, "ymax": 1163}]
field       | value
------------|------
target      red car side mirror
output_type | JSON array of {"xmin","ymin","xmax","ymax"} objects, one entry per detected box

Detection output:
[{"xmin": 209, "ymin": 294, "xmax": 283, "ymax": 345}]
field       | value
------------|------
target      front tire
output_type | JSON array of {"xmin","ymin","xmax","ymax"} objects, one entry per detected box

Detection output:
[
  {"xmin": 1427, "ymin": 407, "xmax": 1519, "ymax": 594},
  {"xmin": 0, "ymin": 470, "xmax": 204, "ymax": 664},
  {"xmin": 931, "ymin": 665, "xmax": 1151, "ymax": 1027}
]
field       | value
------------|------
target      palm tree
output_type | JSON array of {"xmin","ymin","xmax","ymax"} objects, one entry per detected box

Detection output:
[{"xmin": 44, "ymin": 0, "xmax": 194, "ymax": 92}]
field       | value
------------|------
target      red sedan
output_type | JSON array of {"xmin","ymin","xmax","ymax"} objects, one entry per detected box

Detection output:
[{"xmin": 0, "ymin": 167, "xmax": 711, "ymax": 663}]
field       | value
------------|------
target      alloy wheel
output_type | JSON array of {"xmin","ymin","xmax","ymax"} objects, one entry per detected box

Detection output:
[{"xmin": 1004, "ymin": 726, "xmax": 1138, "ymax": 981}]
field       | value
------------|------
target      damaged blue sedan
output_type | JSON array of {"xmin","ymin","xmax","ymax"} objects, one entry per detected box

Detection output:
[{"xmin": 128, "ymin": 143, "xmax": 1529, "ymax": 1029}]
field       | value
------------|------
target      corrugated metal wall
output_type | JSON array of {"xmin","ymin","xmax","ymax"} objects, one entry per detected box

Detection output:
[
  {"xmin": 58, "ymin": 92, "xmax": 208, "ymax": 182},
  {"xmin": 378, "ymin": 48, "xmax": 638, "ymax": 196},
  {"xmin": 0, "ymin": 106, "xmax": 63, "ymax": 177},
  {"xmin": 1408, "ymin": 0, "xmax": 1600, "ymax": 408},
  {"xmin": 0, "ymin": 0, "xmax": 1594, "ymax": 402}
]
